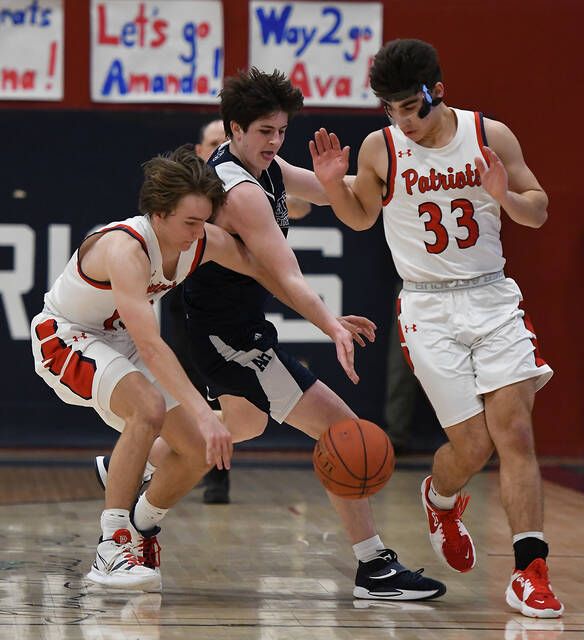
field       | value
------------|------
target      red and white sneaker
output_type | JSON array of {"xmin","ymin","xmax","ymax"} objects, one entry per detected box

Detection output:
[
  {"xmin": 421, "ymin": 475, "xmax": 475, "ymax": 573},
  {"xmin": 505, "ymin": 558, "xmax": 564, "ymax": 618},
  {"xmin": 86, "ymin": 528, "xmax": 161, "ymax": 591}
]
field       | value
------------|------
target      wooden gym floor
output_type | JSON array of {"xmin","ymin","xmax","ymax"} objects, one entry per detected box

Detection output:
[{"xmin": 0, "ymin": 450, "xmax": 582, "ymax": 639}]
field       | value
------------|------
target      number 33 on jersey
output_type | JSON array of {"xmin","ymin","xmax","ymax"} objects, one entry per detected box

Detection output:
[{"xmin": 382, "ymin": 109, "xmax": 505, "ymax": 282}]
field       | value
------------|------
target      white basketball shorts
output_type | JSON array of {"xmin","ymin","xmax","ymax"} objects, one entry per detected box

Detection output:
[
  {"xmin": 31, "ymin": 311, "xmax": 179, "ymax": 432},
  {"xmin": 397, "ymin": 278, "xmax": 553, "ymax": 428}
]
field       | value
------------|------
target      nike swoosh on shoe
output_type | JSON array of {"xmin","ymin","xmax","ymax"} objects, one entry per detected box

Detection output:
[{"xmin": 371, "ymin": 569, "xmax": 398, "ymax": 579}]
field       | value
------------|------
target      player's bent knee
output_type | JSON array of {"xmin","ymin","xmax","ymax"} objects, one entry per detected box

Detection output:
[
  {"xmin": 468, "ymin": 443, "xmax": 495, "ymax": 475},
  {"xmin": 229, "ymin": 418, "xmax": 267, "ymax": 442},
  {"xmin": 455, "ymin": 438, "xmax": 494, "ymax": 476},
  {"xmin": 124, "ymin": 391, "xmax": 167, "ymax": 437}
]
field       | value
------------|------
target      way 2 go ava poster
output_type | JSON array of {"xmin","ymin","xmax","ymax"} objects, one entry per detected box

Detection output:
[{"xmin": 250, "ymin": 1, "xmax": 382, "ymax": 107}]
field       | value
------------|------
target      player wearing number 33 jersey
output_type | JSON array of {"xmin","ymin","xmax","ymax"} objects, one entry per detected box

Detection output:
[
  {"xmin": 311, "ymin": 49, "xmax": 552, "ymax": 428},
  {"xmin": 310, "ymin": 39, "xmax": 563, "ymax": 618},
  {"xmin": 379, "ymin": 106, "xmax": 552, "ymax": 428}
]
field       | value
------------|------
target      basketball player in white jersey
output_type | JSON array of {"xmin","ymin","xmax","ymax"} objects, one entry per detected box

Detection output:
[
  {"xmin": 309, "ymin": 39, "xmax": 563, "ymax": 618},
  {"xmin": 30, "ymin": 145, "xmax": 358, "ymax": 592}
]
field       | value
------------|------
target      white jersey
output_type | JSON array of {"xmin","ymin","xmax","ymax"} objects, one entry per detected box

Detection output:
[
  {"xmin": 43, "ymin": 215, "xmax": 206, "ymax": 332},
  {"xmin": 382, "ymin": 108, "xmax": 505, "ymax": 282}
]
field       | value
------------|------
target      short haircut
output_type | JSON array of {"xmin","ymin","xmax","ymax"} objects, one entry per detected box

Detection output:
[
  {"xmin": 139, "ymin": 144, "xmax": 226, "ymax": 217},
  {"xmin": 220, "ymin": 67, "xmax": 304, "ymax": 136},
  {"xmin": 369, "ymin": 39, "xmax": 442, "ymax": 102}
]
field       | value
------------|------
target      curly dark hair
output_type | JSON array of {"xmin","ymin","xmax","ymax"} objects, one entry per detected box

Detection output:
[
  {"xmin": 369, "ymin": 39, "xmax": 442, "ymax": 102},
  {"xmin": 220, "ymin": 67, "xmax": 304, "ymax": 136},
  {"xmin": 139, "ymin": 144, "xmax": 226, "ymax": 217}
]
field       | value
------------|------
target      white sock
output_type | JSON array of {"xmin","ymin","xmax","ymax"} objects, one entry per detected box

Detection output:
[
  {"xmin": 353, "ymin": 535, "xmax": 385, "ymax": 563},
  {"xmin": 132, "ymin": 492, "xmax": 168, "ymax": 532},
  {"xmin": 429, "ymin": 481, "xmax": 457, "ymax": 510},
  {"xmin": 101, "ymin": 509, "xmax": 130, "ymax": 538},
  {"xmin": 513, "ymin": 531, "xmax": 545, "ymax": 544}
]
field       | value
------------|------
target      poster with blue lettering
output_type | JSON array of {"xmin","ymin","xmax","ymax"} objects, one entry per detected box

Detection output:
[
  {"xmin": 250, "ymin": 1, "xmax": 382, "ymax": 107},
  {"xmin": 90, "ymin": 0, "xmax": 223, "ymax": 103},
  {"xmin": 0, "ymin": 0, "xmax": 63, "ymax": 101}
]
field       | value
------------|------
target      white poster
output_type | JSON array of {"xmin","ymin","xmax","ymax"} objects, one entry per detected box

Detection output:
[
  {"xmin": 250, "ymin": 1, "xmax": 382, "ymax": 108},
  {"xmin": 91, "ymin": 0, "xmax": 223, "ymax": 103},
  {"xmin": 0, "ymin": 0, "xmax": 63, "ymax": 101}
]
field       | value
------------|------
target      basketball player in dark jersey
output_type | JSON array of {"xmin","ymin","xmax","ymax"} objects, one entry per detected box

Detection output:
[
  {"xmin": 175, "ymin": 68, "xmax": 446, "ymax": 601},
  {"xmin": 170, "ymin": 118, "xmax": 311, "ymax": 504}
]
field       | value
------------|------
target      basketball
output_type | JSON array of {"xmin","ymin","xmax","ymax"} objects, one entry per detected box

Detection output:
[{"xmin": 313, "ymin": 419, "xmax": 395, "ymax": 499}]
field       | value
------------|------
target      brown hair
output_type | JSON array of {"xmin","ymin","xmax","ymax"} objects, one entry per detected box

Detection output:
[
  {"xmin": 139, "ymin": 143, "xmax": 226, "ymax": 217},
  {"xmin": 370, "ymin": 39, "xmax": 442, "ymax": 102},
  {"xmin": 220, "ymin": 67, "xmax": 304, "ymax": 137}
]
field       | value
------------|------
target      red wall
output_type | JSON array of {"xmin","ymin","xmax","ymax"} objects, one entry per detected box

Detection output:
[
  {"xmin": 403, "ymin": 0, "xmax": 583, "ymax": 456},
  {"xmin": 3, "ymin": 0, "xmax": 582, "ymax": 454}
]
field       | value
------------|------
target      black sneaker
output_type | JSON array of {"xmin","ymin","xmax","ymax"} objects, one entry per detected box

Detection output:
[
  {"xmin": 94, "ymin": 455, "xmax": 153, "ymax": 492},
  {"xmin": 354, "ymin": 549, "xmax": 446, "ymax": 600},
  {"xmin": 203, "ymin": 466, "xmax": 230, "ymax": 504}
]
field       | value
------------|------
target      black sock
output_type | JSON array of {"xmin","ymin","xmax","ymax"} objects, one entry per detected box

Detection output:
[{"xmin": 513, "ymin": 537, "xmax": 549, "ymax": 570}]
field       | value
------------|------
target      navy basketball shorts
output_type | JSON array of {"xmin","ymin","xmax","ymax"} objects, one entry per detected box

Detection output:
[{"xmin": 186, "ymin": 319, "xmax": 317, "ymax": 423}]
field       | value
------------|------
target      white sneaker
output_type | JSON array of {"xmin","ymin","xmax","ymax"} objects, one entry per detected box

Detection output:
[
  {"xmin": 94, "ymin": 455, "xmax": 153, "ymax": 491},
  {"xmin": 86, "ymin": 528, "xmax": 161, "ymax": 591}
]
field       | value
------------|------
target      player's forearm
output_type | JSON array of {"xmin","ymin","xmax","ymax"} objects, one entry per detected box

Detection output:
[
  {"xmin": 271, "ymin": 274, "xmax": 341, "ymax": 339},
  {"xmin": 321, "ymin": 180, "xmax": 377, "ymax": 231},
  {"xmin": 500, "ymin": 189, "xmax": 548, "ymax": 228},
  {"xmin": 258, "ymin": 267, "xmax": 340, "ymax": 337}
]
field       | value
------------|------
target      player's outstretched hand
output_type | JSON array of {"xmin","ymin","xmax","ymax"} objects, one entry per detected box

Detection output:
[
  {"xmin": 197, "ymin": 411, "xmax": 233, "ymax": 470},
  {"xmin": 475, "ymin": 146, "xmax": 509, "ymax": 203},
  {"xmin": 331, "ymin": 324, "xmax": 359, "ymax": 384},
  {"xmin": 337, "ymin": 315, "xmax": 377, "ymax": 347},
  {"xmin": 309, "ymin": 127, "xmax": 350, "ymax": 186}
]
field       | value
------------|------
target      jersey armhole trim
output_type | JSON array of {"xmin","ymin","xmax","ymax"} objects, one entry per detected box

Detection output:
[
  {"xmin": 188, "ymin": 232, "xmax": 207, "ymax": 275},
  {"xmin": 382, "ymin": 127, "xmax": 397, "ymax": 206},
  {"xmin": 474, "ymin": 112, "xmax": 489, "ymax": 163},
  {"xmin": 76, "ymin": 225, "xmax": 150, "ymax": 290}
]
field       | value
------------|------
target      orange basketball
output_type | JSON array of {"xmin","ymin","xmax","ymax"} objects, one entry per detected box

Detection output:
[{"xmin": 313, "ymin": 418, "xmax": 395, "ymax": 499}]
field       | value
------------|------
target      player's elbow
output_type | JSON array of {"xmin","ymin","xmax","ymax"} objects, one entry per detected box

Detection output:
[
  {"xmin": 530, "ymin": 192, "xmax": 549, "ymax": 228},
  {"xmin": 522, "ymin": 208, "xmax": 548, "ymax": 229},
  {"xmin": 348, "ymin": 216, "xmax": 376, "ymax": 232},
  {"xmin": 532, "ymin": 209, "xmax": 548, "ymax": 228}
]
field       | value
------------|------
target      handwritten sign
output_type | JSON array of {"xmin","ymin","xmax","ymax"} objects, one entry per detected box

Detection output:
[
  {"xmin": 249, "ymin": 1, "xmax": 382, "ymax": 107},
  {"xmin": 91, "ymin": 0, "xmax": 223, "ymax": 103},
  {"xmin": 0, "ymin": 0, "xmax": 63, "ymax": 101}
]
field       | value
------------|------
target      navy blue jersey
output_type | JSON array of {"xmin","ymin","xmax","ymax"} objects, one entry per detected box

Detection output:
[{"xmin": 184, "ymin": 142, "xmax": 289, "ymax": 332}]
